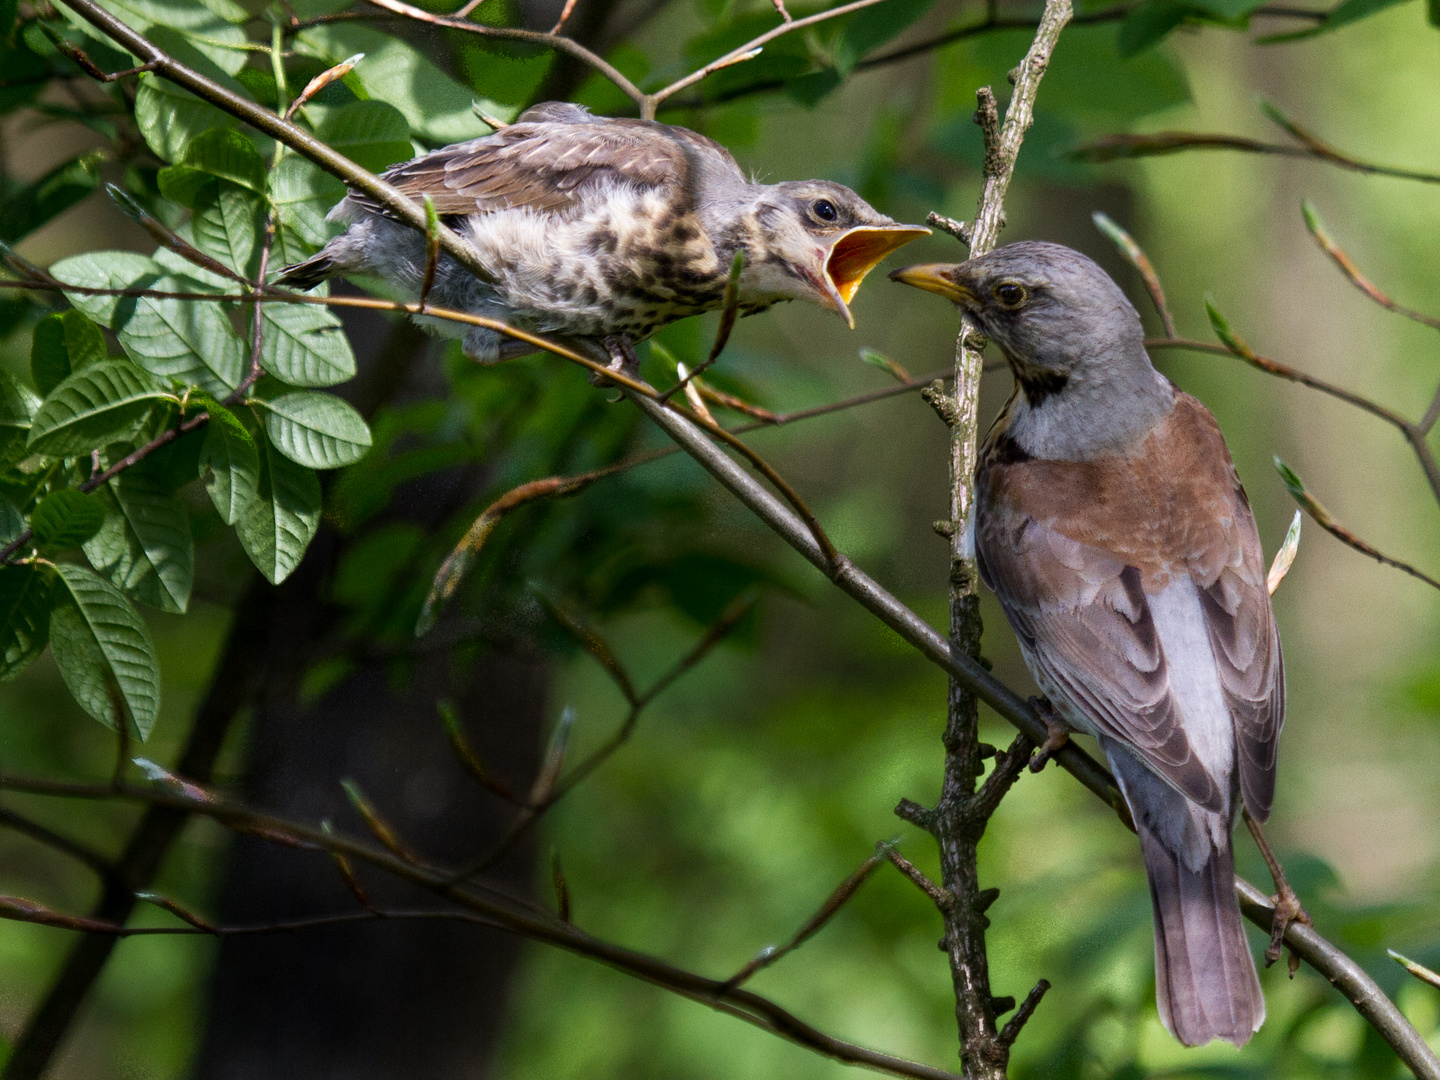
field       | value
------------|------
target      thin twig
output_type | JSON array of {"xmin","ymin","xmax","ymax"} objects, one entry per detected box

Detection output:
[
  {"xmin": 1301, "ymin": 201, "xmax": 1440, "ymax": 331},
  {"xmin": 1071, "ymin": 131, "xmax": 1440, "ymax": 185},
  {"xmin": 1274, "ymin": 457, "xmax": 1440, "ymax": 591},
  {"xmin": 642, "ymin": 0, "xmax": 890, "ymax": 117},
  {"xmin": 0, "ymin": 773, "xmax": 965, "ymax": 1080},
  {"xmin": 721, "ymin": 849, "xmax": 885, "ymax": 992},
  {"xmin": 1091, "ymin": 211, "xmax": 1176, "ymax": 337}
]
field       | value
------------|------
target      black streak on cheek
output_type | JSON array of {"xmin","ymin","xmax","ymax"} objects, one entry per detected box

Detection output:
[{"xmin": 1018, "ymin": 369, "xmax": 1069, "ymax": 407}]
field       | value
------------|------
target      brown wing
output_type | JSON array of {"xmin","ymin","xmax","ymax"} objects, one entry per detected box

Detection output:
[
  {"xmin": 350, "ymin": 107, "xmax": 743, "ymax": 220},
  {"xmin": 976, "ymin": 476, "xmax": 1226, "ymax": 812},
  {"xmin": 975, "ymin": 394, "xmax": 1283, "ymax": 816},
  {"xmin": 1196, "ymin": 482, "xmax": 1284, "ymax": 820}
]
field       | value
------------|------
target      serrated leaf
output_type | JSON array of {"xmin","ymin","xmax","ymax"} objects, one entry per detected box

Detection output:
[
  {"xmin": 51, "ymin": 250, "xmax": 246, "ymax": 394},
  {"xmin": 199, "ymin": 409, "xmax": 259, "ymax": 524},
  {"xmin": 84, "ymin": 467, "xmax": 194, "ymax": 613},
  {"xmin": 30, "ymin": 310, "xmax": 107, "ymax": 397},
  {"xmin": 31, "ymin": 488, "xmax": 106, "ymax": 548},
  {"xmin": 190, "ymin": 181, "xmax": 265, "ymax": 278},
  {"xmin": 310, "ymin": 99, "xmax": 412, "ymax": 172},
  {"xmin": 51, "ymin": 562, "xmax": 161, "ymax": 737},
  {"xmin": 0, "ymin": 369, "xmax": 42, "ymax": 429},
  {"xmin": 258, "ymin": 391, "xmax": 371, "ymax": 468},
  {"xmin": 26, "ymin": 361, "xmax": 175, "ymax": 457},
  {"xmin": 0, "ymin": 151, "xmax": 103, "ymax": 245},
  {"xmin": 0, "ymin": 562, "xmax": 52, "ymax": 681},
  {"xmin": 235, "ymin": 430, "xmax": 320, "ymax": 584},
  {"xmin": 261, "ymin": 303, "xmax": 355, "ymax": 386}
]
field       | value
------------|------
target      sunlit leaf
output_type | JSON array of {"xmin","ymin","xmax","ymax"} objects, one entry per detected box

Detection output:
[
  {"xmin": 234, "ymin": 426, "xmax": 321, "ymax": 584},
  {"xmin": 84, "ymin": 465, "xmax": 194, "ymax": 613},
  {"xmin": 198, "ymin": 403, "xmax": 259, "ymax": 524},
  {"xmin": 257, "ymin": 390, "xmax": 372, "ymax": 469},
  {"xmin": 52, "ymin": 250, "xmax": 247, "ymax": 394},
  {"xmin": 261, "ymin": 303, "xmax": 355, "ymax": 387},
  {"xmin": 26, "ymin": 360, "xmax": 176, "ymax": 457}
]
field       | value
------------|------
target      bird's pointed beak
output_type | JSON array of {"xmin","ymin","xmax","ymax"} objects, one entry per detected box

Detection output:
[
  {"xmin": 822, "ymin": 225, "xmax": 931, "ymax": 328},
  {"xmin": 888, "ymin": 263, "xmax": 976, "ymax": 306}
]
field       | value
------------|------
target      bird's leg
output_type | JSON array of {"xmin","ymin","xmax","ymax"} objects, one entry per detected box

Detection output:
[
  {"xmin": 1242, "ymin": 806, "xmax": 1311, "ymax": 974},
  {"xmin": 602, "ymin": 335, "xmax": 639, "ymax": 375},
  {"xmin": 1026, "ymin": 697, "xmax": 1074, "ymax": 773}
]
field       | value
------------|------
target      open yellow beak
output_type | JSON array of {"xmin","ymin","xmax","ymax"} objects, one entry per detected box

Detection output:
[
  {"xmin": 887, "ymin": 263, "xmax": 976, "ymax": 305},
  {"xmin": 823, "ymin": 225, "xmax": 931, "ymax": 327}
]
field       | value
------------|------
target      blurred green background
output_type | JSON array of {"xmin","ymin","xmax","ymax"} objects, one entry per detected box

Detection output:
[{"xmin": 1, "ymin": 0, "xmax": 1438, "ymax": 1075}]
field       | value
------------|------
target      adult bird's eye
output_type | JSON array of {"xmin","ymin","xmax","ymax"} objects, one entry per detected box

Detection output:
[
  {"xmin": 993, "ymin": 282, "xmax": 1027, "ymax": 309},
  {"xmin": 812, "ymin": 199, "xmax": 838, "ymax": 223}
]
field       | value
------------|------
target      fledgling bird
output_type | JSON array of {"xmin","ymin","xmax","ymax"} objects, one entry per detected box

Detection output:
[
  {"xmin": 892, "ymin": 242, "xmax": 1285, "ymax": 1048},
  {"xmin": 276, "ymin": 102, "xmax": 928, "ymax": 364}
]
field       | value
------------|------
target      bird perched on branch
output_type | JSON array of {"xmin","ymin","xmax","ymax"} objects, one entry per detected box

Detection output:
[
  {"xmin": 277, "ymin": 102, "xmax": 928, "ymax": 365},
  {"xmin": 893, "ymin": 242, "xmax": 1292, "ymax": 1048}
]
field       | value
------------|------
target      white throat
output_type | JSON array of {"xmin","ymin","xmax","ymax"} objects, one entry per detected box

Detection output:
[{"xmin": 1007, "ymin": 359, "xmax": 1175, "ymax": 461}]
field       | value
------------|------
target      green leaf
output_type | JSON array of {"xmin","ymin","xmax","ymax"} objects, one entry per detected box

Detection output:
[
  {"xmin": 190, "ymin": 181, "xmax": 266, "ymax": 278},
  {"xmin": 1117, "ymin": 0, "xmax": 1189, "ymax": 56},
  {"xmin": 0, "ymin": 499, "xmax": 24, "ymax": 544},
  {"xmin": 157, "ymin": 128, "xmax": 267, "ymax": 205},
  {"xmin": 1261, "ymin": 0, "xmax": 1412, "ymax": 38},
  {"xmin": 295, "ymin": 23, "xmax": 502, "ymax": 144},
  {"xmin": 833, "ymin": 0, "xmax": 937, "ymax": 74},
  {"xmin": 133, "ymin": 71, "xmax": 240, "ymax": 164},
  {"xmin": 0, "ymin": 562, "xmax": 53, "ymax": 681},
  {"xmin": 198, "ymin": 405, "xmax": 259, "ymax": 524},
  {"xmin": 27, "ymin": 361, "xmax": 176, "ymax": 457},
  {"xmin": 0, "ymin": 369, "xmax": 42, "ymax": 430},
  {"xmin": 268, "ymin": 154, "xmax": 345, "ymax": 249},
  {"xmin": 51, "ymin": 250, "xmax": 247, "ymax": 394},
  {"xmin": 84, "ymin": 466, "xmax": 194, "ymax": 613},
  {"xmin": 258, "ymin": 391, "xmax": 372, "ymax": 468},
  {"xmin": 31, "ymin": 310, "xmax": 108, "ymax": 396},
  {"xmin": 261, "ymin": 303, "xmax": 355, "ymax": 387},
  {"xmin": 0, "ymin": 152, "xmax": 103, "ymax": 244},
  {"xmin": 50, "ymin": 562, "xmax": 161, "ymax": 737},
  {"xmin": 235, "ymin": 429, "xmax": 321, "ymax": 584},
  {"xmin": 31, "ymin": 488, "xmax": 106, "ymax": 549},
  {"xmin": 310, "ymin": 99, "xmax": 413, "ymax": 172}
]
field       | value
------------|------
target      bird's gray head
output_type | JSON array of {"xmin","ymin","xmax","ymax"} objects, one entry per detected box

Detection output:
[
  {"xmin": 890, "ymin": 241, "xmax": 1151, "ymax": 405},
  {"xmin": 738, "ymin": 180, "xmax": 929, "ymax": 328}
]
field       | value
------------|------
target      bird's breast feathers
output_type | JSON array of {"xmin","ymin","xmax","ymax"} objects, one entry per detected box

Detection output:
[
  {"xmin": 457, "ymin": 183, "xmax": 728, "ymax": 337},
  {"xmin": 976, "ymin": 392, "xmax": 1283, "ymax": 817}
]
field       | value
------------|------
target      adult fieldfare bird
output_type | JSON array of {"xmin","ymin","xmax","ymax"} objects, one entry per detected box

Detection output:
[
  {"xmin": 277, "ymin": 102, "xmax": 928, "ymax": 364},
  {"xmin": 892, "ymin": 242, "xmax": 1285, "ymax": 1048}
]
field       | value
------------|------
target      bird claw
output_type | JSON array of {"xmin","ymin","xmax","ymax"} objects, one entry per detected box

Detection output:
[
  {"xmin": 1027, "ymin": 697, "xmax": 1073, "ymax": 773},
  {"xmin": 1264, "ymin": 884, "xmax": 1312, "ymax": 975},
  {"xmin": 591, "ymin": 335, "xmax": 639, "ymax": 388}
]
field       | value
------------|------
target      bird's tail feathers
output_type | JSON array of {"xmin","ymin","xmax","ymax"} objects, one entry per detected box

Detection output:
[
  {"xmin": 1141, "ymin": 822, "xmax": 1265, "ymax": 1047},
  {"xmin": 273, "ymin": 253, "xmax": 335, "ymax": 290}
]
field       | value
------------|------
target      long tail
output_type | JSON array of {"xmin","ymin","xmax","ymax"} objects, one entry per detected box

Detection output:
[
  {"xmin": 273, "ymin": 252, "xmax": 334, "ymax": 290},
  {"xmin": 1139, "ymin": 822, "xmax": 1265, "ymax": 1047}
]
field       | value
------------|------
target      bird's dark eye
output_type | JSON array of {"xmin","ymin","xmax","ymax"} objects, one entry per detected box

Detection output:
[
  {"xmin": 993, "ymin": 282, "xmax": 1027, "ymax": 309},
  {"xmin": 811, "ymin": 199, "xmax": 838, "ymax": 223}
]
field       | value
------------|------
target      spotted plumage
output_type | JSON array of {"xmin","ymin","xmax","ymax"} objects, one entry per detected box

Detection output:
[
  {"xmin": 276, "ymin": 102, "xmax": 927, "ymax": 363},
  {"xmin": 893, "ymin": 242, "xmax": 1285, "ymax": 1049}
]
